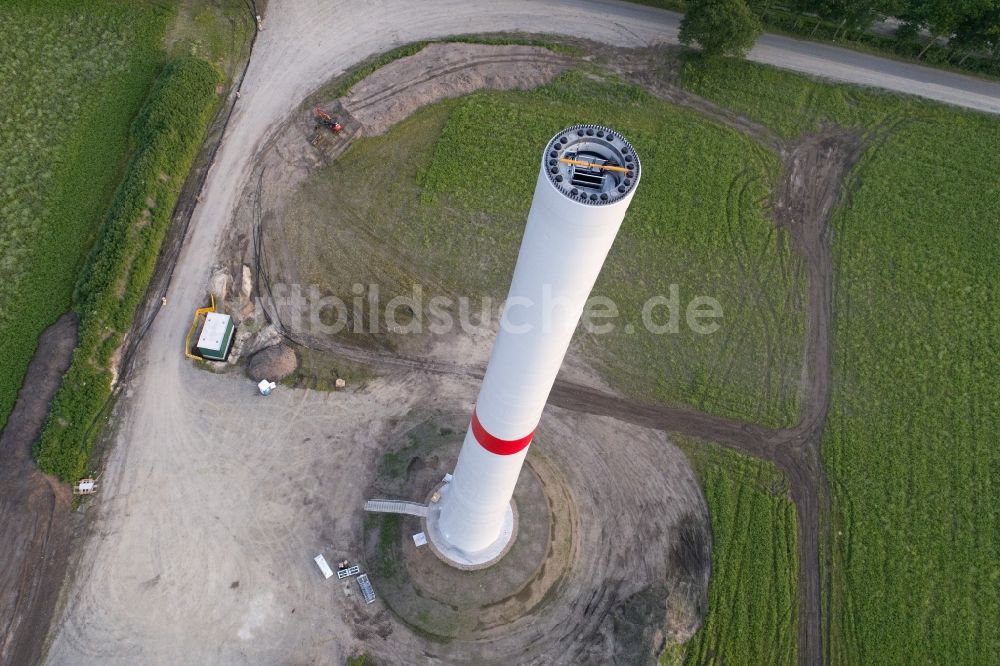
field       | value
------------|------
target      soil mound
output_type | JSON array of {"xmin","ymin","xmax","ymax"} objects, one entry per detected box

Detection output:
[{"xmin": 247, "ymin": 343, "xmax": 297, "ymax": 381}]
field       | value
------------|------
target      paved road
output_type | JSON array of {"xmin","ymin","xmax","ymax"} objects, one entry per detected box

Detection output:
[{"xmin": 44, "ymin": 0, "xmax": 1000, "ymax": 663}]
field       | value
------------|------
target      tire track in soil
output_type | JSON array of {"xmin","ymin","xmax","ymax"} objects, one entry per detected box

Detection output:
[
  {"xmin": 346, "ymin": 52, "xmax": 572, "ymax": 113},
  {"xmin": 769, "ymin": 127, "xmax": 867, "ymax": 666},
  {"xmin": 714, "ymin": 166, "xmax": 786, "ymax": 424}
]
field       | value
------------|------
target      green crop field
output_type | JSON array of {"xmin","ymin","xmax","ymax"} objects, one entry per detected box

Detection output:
[
  {"xmin": 286, "ymin": 70, "xmax": 806, "ymax": 428},
  {"xmin": 663, "ymin": 442, "xmax": 798, "ymax": 666},
  {"xmin": 683, "ymin": 58, "xmax": 1000, "ymax": 664},
  {"xmin": 0, "ymin": 0, "xmax": 172, "ymax": 433}
]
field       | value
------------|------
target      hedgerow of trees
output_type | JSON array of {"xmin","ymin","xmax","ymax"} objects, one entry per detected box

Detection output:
[
  {"xmin": 680, "ymin": 0, "xmax": 764, "ymax": 56},
  {"xmin": 34, "ymin": 57, "xmax": 220, "ymax": 482},
  {"xmin": 678, "ymin": 0, "xmax": 1000, "ymax": 71},
  {"xmin": 776, "ymin": 0, "xmax": 1000, "ymax": 58}
]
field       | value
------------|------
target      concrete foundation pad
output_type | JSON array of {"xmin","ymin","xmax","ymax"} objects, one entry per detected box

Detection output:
[{"xmin": 423, "ymin": 483, "xmax": 518, "ymax": 570}]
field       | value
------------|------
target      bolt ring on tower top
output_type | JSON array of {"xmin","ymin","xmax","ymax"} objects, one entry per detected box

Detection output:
[{"xmin": 544, "ymin": 124, "xmax": 641, "ymax": 206}]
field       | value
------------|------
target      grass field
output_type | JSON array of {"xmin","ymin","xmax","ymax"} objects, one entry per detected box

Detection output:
[
  {"xmin": 286, "ymin": 70, "xmax": 806, "ymax": 427},
  {"xmin": 0, "ymin": 0, "xmax": 172, "ymax": 434},
  {"xmin": 165, "ymin": 0, "xmax": 256, "ymax": 82},
  {"xmin": 683, "ymin": 58, "xmax": 1000, "ymax": 664},
  {"xmin": 663, "ymin": 442, "xmax": 798, "ymax": 666}
]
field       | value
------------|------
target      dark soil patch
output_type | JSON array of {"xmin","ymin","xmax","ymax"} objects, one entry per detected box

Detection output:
[{"xmin": 0, "ymin": 312, "xmax": 78, "ymax": 665}]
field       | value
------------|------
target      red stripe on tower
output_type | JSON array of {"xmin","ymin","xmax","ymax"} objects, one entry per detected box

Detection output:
[{"xmin": 470, "ymin": 409, "xmax": 533, "ymax": 456}]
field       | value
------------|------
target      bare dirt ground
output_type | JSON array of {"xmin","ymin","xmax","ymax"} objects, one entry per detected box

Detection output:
[
  {"xmin": 42, "ymin": 363, "xmax": 707, "ymax": 665},
  {"xmin": 0, "ymin": 314, "xmax": 77, "ymax": 666},
  {"xmin": 26, "ymin": 1, "xmax": 1000, "ymax": 665},
  {"xmin": 361, "ymin": 413, "xmax": 709, "ymax": 664},
  {"xmin": 343, "ymin": 43, "xmax": 573, "ymax": 136}
]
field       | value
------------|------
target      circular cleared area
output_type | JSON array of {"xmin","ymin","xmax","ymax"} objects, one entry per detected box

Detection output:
[
  {"xmin": 362, "ymin": 417, "xmax": 573, "ymax": 639},
  {"xmin": 544, "ymin": 124, "xmax": 641, "ymax": 205}
]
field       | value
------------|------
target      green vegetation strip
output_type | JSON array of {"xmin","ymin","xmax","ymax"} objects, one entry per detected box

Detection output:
[
  {"xmin": 35, "ymin": 57, "xmax": 220, "ymax": 482},
  {"xmin": 664, "ymin": 443, "xmax": 798, "ymax": 665},
  {"xmin": 289, "ymin": 71, "xmax": 805, "ymax": 427},
  {"xmin": 0, "ymin": 0, "xmax": 172, "ymax": 434},
  {"xmin": 683, "ymin": 58, "xmax": 1000, "ymax": 664},
  {"xmin": 345, "ymin": 656, "xmax": 375, "ymax": 666}
]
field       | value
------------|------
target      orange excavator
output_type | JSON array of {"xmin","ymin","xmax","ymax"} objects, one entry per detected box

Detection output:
[{"xmin": 313, "ymin": 107, "xmax": 342, "ymax": 133}]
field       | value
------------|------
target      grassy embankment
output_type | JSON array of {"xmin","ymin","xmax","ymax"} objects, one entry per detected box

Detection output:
[
  {"xmin": 682, "ymin": 57, "xmax": 1000, "ymax": 664},
  {"xmin": 286, "ymin": 71, "xmax": 806, "ymax": 428},
  {"xmin": 165, "ymin": 0, "xmax": 257, "ymax": 82},
  {"xmin": 663, "ymin": 442, "xmax": 798, "ymax": 666},
  {"xmin": 34, "ymin": 56, "xmax": 220, "ymax": 482},
  {"xmin": 327, "ymin": 36, "xmax": 581, "ymax": 100},
  {"xmin": 0, "ymin": 0, "xmax": 171, "ymax": 435}
]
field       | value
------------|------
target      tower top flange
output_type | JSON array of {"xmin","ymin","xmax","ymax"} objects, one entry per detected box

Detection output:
[{"xmin": 543, "ymin": 124, "xmax": 641, "ymax": 206}]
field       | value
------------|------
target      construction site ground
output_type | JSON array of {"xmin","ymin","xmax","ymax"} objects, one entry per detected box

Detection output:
[
  {"xmin": 44, "ymin": 361, "xmax": 710, "ymax": 664},
  {"xmin": 46, "ymin": 39, "xmax": 839, "ymax": 664},
  {"xmin": 360, "ymin": 414, "xmax": 708, "ymax": 661},
  {"xmin": 7, "ymin": 2, "xmax": 999, "ymax": 665},
  {"xmin": 229, "ymin": 40, "xmax": 854, "ymax": 665}
]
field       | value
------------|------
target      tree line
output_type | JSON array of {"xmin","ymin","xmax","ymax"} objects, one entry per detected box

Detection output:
[{"xmin": 679, "ymin": 0, "xmax": 1000, "ymax": 67}]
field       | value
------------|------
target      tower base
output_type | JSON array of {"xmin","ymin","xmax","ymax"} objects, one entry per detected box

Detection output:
[{"xmin": 424, "ymin": 482, "xmax": 518, "ymax": 570}]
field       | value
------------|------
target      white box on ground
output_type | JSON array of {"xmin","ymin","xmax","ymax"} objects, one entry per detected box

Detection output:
[
  {"xmin": 412, "ymin": 532, "xmax": 427, "ymax": 547},
  {"xmin": 314, "ymin": 554, "xmax": 334, "ymax": 579}
]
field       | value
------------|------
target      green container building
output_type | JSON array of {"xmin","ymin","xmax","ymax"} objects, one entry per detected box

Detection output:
[{"xmin": 196, "ymin": 312, "xmax": 235, "ymax": 361}]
